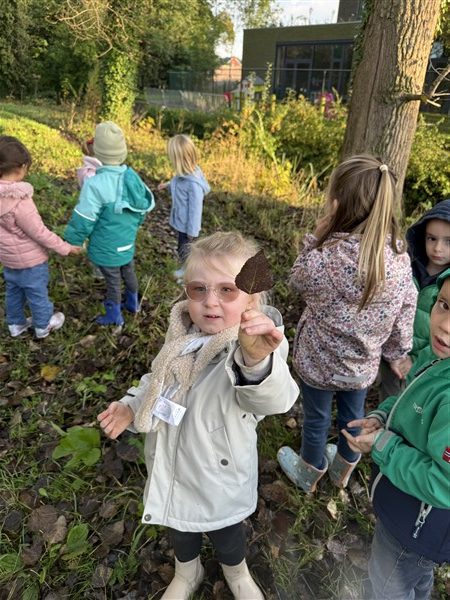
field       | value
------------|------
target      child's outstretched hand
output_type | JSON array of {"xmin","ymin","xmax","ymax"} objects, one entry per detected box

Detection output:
[
  {"xmin": 157, "ymin": 182, "xmax": 168, "ymax": 192},
  {"xmin": 98, "ymin": 401, "xmax": 134, "ymax": 439},
  {"xmin": 342, "ymin": 417, "xmax": 383, "ymax": 453},
  {"xmin": 68, "ymin": 245, "xmax": 84, "ymax": 255},
  {"xmin": 389, "ymin": 356, "xmax": 412, "ymax": 379},
  {"xmin": 239, "ymin": 309, "xmax": 283, "ymax": 367}
]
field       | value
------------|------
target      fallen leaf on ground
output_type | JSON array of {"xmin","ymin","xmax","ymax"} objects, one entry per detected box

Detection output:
[
  {"xmin": 41, "ymin": 365, "xmax": 62, "ymax": 382},
  {"xmin": 326, "ymin": 498, "xmax": 339, "ymax": 520}
]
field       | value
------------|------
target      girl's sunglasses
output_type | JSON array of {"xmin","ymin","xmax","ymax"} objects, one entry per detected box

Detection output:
[{"xmin": 184, "ymin": 282, "xmax": 241, "ymax": 303}]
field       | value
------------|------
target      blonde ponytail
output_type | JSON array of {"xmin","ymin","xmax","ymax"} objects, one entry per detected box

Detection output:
[{"xmin": 316, "ymin": 155, "xmax": 403, "ymax": 310}]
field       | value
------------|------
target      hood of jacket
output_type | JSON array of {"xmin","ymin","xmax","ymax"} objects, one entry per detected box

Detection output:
[
  {"xmin": 406, "ymin": 199, "xmax": 450, "ymax": 266},
  {"xmin": 0, "ymin": 181, "xmax": 33, "ymax": 218},
  {"xmin": 115, "ymin": 166, "xmax": 155, "ymax": 215},
  {"xmin": 178, "ymin": 167, "xmax": 210, "ymax": 195}
]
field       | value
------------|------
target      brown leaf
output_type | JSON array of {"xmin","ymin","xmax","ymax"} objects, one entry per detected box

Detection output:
[
  {"xmin": 22, "ymin": 536, "xmax": 44, "ymax": 566},
  {"xmin": 326, "ymin": 498, "xmax": 339, "ymax": 520},
  {"xmin": 99, "ymin": 501, "xmax": 119, "ymax": 519},
  {"xmin": 270, "ymin": 544, "xmax": 280, "ymax": 559},
  {"xmin": 91, "ymin": 564, "xmax": 113, "ymax": 588},
  {"xmin": 116, "ymin": 440, "xmax": 141, "ymax": 462},
  {"xmin": 46, "ymin": 515, "xmax": 67, "ymax": 544},
  {"xmin": 99, "ymin": 520, "xmax": 124, "ymax": 546},
  {"xmin": 260, "ymin": 481, "xmax": 289, "ymax": 505},
  {"xmin": 285, "ymin": 417, "xmax": 297, "ymax": 429},
  {"xmin": 18, "ymin": 386, "xmax": 35, "ymax": 398},
  {"xmin": 235, "ymin": 250, "xmax": 273, "ymax": 294},
  {"xmin": 28, "ymin": 505, "xmax": 67, "ymax": 544},
  {"xmin": 78, "ymin": 335, "xmax": 97, "ymax": 348},
  {"xmin": 4, "ymin": 510, "xmax": 24, "ymax": 533},
  {"xmin": 28, "ymin": 505, "xmax": 58, "ymax": 533}
]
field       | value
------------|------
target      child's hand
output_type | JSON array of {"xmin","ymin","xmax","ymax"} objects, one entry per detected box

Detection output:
[
  {"xmin": 68, "ymin": 246, "xmax": 84, "ymax": 255},
  {"xmin": 346, "ymin": 417, "xmax": 383, "ymax": 436},
  {"xmin": 389, "ymin": 356, "xmax": 412, "ymax": 379},
  {"xmin": 238, "ymin": 309, "xmax": 283, "ymax": 367},
  {"xmin": 157, "ymin": 182, "xmax": 168, "ymax": 192},
  {"xmin": 97, "ymin": 401, "xmax": 134, "ymax": 439},
  {"xmin": 341, "ymin": 428, "xmax": 383, "ymax": 454}
]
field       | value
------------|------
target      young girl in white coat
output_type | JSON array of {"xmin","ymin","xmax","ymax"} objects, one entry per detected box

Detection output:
[{"xmin": 98, "ymin": 231, "xmax": 299, "ymax": 600}]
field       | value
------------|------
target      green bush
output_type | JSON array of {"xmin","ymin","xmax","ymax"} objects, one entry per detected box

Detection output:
[
  {"xmin": 404, "ymin": 116, "xmax": 450, "ymax": 215},
  {"xmin": 142, "ymin": 105, "xmax": 236, "ymax": 138},
  {"xmin": 268, "ymin": 93, "xmax": 347, "ymax": 177}
]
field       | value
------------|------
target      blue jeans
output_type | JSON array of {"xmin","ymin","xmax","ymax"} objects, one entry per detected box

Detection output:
[
  {"xmin": 3, "ymin": 262, "xmax": 53, "ymax": 329},
  {"xmin": 369, "ymin": 520, "xmax": 435, "ymax": 600},
  {"xmin": 299, "ymin": 379, "xmax": 367, "ymax": 468}
]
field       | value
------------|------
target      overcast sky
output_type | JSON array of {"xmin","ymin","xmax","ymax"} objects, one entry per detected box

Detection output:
[{"xmin": 218, "ymin": 0, "xmax": 340, "ymax": 58}]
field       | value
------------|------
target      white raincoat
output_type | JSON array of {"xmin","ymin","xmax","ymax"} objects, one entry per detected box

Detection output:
[{"xmin": 120, "ymin": 306, "xmax": 299, "ymax": 532}]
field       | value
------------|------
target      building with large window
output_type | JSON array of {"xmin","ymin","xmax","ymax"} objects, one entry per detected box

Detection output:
[{"xmin": 242, "ymin": 21, "xmax": 359, "ymax": 101}]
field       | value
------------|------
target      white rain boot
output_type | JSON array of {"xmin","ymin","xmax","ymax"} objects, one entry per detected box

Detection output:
[
  {"xmin": 161, "ymin": 556, "xmax": 204, "ymax": 600},
  {"xmin": 222, "ymin": 559, "xmax": 265, "ymax": 599},
  {"xmin": 325, "ymin": 443, "xmax": 360, "ymax": 488}
]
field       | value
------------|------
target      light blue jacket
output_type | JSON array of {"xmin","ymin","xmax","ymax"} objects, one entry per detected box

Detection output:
[
  {"xmin": 65, "ymin": 166, "xmax": 154, "ymax": 267},
  {"xmin": 169, "ymin": 167, "xmax": 210, "ymax": 238}
]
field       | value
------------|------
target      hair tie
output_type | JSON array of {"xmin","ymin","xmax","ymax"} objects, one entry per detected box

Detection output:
[{"xmin": 379, "ymin": 164, "xmax": 388, "ymax": 173}]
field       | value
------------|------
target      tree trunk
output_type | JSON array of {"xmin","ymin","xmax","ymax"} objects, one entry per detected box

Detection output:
[{"xmin": 341, "ymin": 0, "xmax": 441, "ymax": 196}]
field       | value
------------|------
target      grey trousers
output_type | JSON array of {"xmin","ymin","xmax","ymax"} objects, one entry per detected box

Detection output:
[{"xmin": 97, "ymin": 261, "xmax": 138, "ymax": 303}]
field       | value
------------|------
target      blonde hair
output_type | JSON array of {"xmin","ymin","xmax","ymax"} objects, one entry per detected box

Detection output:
[
  {"xmin": 316, "ymin": 154, "xmax": 403, "ymax": 310},
  {"xmin": 167, "ymin": 134, "xmax": 198, "ymax": 176},
  {"xmin": 184, "ymin": 231, "xmax": 267, "ymax": 305}
]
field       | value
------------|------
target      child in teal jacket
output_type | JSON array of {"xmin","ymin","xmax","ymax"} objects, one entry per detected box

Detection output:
[
  {"xmin": 65, "ymin": 122, "xmax": 154, "ymax": 325},
  {"xmin": 343, "ymin": 268, "xmax": 450, "ymax": 599}
]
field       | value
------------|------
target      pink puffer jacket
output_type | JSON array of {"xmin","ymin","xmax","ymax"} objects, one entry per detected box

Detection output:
[{"xmin": 0, "ymin": 180, "xmax": 73, "ymax": 269}]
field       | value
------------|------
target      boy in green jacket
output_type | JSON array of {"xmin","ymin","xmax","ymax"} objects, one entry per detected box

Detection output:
[
  {"xmin": 343, "ymin": 267, "xmax": 450, "ymax": 599},
  {"xmin": 65, "ymin": 122, "xmax": 154, "ymax": 325}
]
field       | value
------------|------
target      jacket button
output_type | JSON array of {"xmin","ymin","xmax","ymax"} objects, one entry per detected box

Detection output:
[
  {"xmin": 220, "ymin": 459, "xmax": 228, "ymax": 466},
  {"xmin": 144, "ymin": 514, "xmax": 152, "ymax": 522}
]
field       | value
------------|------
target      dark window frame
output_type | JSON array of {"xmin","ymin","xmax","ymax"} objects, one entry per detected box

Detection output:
[{"xmin": 274, "ymin": 39, "xmax": 354, "ymax": 99}]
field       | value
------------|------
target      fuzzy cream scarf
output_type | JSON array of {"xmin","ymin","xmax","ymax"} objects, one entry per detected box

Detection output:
[{"xmin": 134, "ymin": 300, "xmax": 239, "ymax": 432}]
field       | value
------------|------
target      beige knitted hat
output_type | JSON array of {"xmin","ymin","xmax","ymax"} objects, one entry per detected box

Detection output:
[{"xmin": 93, "ymin": 121, "xmax": 127, "ymax": 165}]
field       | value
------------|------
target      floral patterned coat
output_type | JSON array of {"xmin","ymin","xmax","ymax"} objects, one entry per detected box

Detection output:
[{"xmin": 290, "ymin": 233, "xmax": 417, "ymax": 390}]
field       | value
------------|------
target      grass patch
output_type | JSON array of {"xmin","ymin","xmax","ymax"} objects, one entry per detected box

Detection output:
[{"xmin": 0, "ymin": 101, "xmax": 448, "ymax": 599}]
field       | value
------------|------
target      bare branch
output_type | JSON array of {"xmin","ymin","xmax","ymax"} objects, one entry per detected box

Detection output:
[
  {"xmin": 428, "ymin": 62, "xmax": 450, "ymax": 97},
  {"xmin": 397, "ymin": 59, "xmax": 450, "ymax": 108}
]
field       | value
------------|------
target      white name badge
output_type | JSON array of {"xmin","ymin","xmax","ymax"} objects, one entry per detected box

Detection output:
[{"xmin": 152, "ymin": 396, "xmax": 186, "ymax": 426}]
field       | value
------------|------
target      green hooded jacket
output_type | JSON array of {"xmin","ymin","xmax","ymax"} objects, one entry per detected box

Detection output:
[{"xmin": 65, "ymin": 166, "xmax": 155, "ymax": 267}]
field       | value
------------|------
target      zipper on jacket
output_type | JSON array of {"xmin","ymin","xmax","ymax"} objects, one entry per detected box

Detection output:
[
  {"xmin": 370, "ymin": 359, "xmax": 441, "ymax": 501},
  {"xmin": 412, "ymin": 502, "xmax": 433, "ymax": 539}
]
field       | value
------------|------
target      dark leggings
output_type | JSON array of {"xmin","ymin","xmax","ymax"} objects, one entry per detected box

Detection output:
[
  {"xmin": 98, "ymin": 261, "xmax": 138, "ymax": 303},
  {"xmin": 177, "ymin": 231, "xmax": 195, "ymax": 262},
  {"xmin": 169, "ymin": 521, "xmax": 246, "ymax": 565}
]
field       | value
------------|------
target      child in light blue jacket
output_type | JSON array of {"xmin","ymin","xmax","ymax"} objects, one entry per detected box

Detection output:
[{"xmin": 158, "ymin": 135, "xmax": 210, "ymax": 279}]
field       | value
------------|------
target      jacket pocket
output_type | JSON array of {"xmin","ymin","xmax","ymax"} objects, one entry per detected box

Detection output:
[{"xmin": 208, "ymin": 426, "xmax": 239, "ymax": 488}]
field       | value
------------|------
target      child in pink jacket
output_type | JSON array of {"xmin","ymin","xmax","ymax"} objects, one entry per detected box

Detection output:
[
  {"xmin": 0, "ymin": 136, "xmax": 82, "ymax": 338},
  {"xmin": 76, "ymin": 138, "xmax": 102, "ymax": 188}
]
